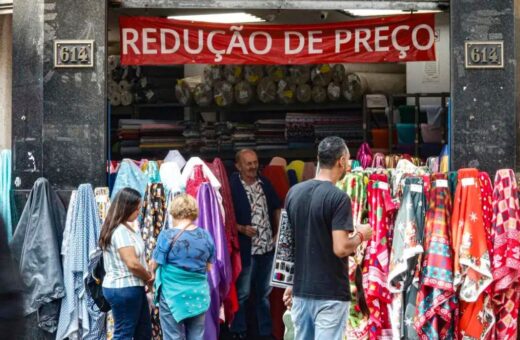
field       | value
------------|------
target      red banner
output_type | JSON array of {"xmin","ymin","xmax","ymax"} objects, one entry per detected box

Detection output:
[{"xmin": 120, "ymin": 14, "xmax": 436, "ymax": 65}]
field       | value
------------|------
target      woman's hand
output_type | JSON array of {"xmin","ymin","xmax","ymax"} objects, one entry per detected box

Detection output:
[
  {"xmin": 145, "ymin": 271, "xmax": 155, "ymax": 292},
  {"xmin": 147, "ymin": 271, "xmax": 155, "ymax": 284}
]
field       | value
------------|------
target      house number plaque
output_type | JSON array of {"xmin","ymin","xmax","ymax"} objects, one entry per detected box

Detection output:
[
  {"xmin": 54, "ymin": 40, "xmax": 94, "ymax": 68},
  {"xmin": 465, "ymin": 41, "xmax": 504, "ymax": 69}
]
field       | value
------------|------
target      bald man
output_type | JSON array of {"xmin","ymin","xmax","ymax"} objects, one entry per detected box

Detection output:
[{"xmin": 229, "ymin": 149, "xmax": 281, "ymax": 340}]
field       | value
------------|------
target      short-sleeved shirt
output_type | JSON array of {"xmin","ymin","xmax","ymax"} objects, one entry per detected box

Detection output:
[
  {"xmin": 285, "ymin": 180, "xmax": 354, "ymax": 301},
  {"xmin": 152, "ymin": 227, "xmax": 215, "ymax": 274},
  {"xmin": 103, "ymin": 224, "xmax": 148, "ymax": 288},
  {"xmin": 241, "ymin": 178, "xmax": 274, "ymax": 255}
]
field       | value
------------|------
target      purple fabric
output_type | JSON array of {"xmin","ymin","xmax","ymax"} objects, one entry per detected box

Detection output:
[
  {"xmin": 196, "ymin": 183, "xmax": 232, "ymax": 340},
  {"xmin": 356, "ymin": 142, "xmax": 373, "ymax": 169}
]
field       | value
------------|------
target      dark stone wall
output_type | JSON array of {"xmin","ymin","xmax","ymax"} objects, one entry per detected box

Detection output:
[
  {"xmin": 12, "ymin": 0, "xmax": 106, "ymax": 200},
  {"xmin": 450, "ymin": 0, "xmax": 519, "ymax": 174}
]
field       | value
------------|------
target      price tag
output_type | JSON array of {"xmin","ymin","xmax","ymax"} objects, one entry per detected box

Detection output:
[
  {"xmin": 461, "ymin": 177, "xmax": 475, "ymax": 187},
  {"xmin": 54, "ymin": 40, "xmax": 94, "ymax": 68},
  {"xmin": 410, "ymin": 184, "xmax": 423, "ymax": 193},
  {"xmin": 376, "ymin": 182, "xmax": 389, "ymax": 191},
  {"xmin": 435, "ymin": 179, "xmax": 449, "ymax": 188}
]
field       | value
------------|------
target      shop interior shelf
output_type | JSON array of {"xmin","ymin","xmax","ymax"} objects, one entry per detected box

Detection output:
[
  {"xmin": 190, "ymin": 101, "xmax": 363, "ymax": 113},
  {"xmin": 113, "ymin": 101, "xmax": 363, "ymax": 112}
]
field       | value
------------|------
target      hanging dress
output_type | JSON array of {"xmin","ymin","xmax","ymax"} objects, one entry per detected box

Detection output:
[
  {"xmin": 414, "ymin": 173, "xmax": 457, "ymax": 339},
  {"xmin": 363, "ymin": 173, "xmax": 397, "ymax": 339},
  {"xmin": 491, "ymin": 169, "xmax": 520, "ymax": 339},
  {"xmin": 196, "ymin": 183, "xmax": 232, "ymax": 340},
  {"xmin": 56, "ymin": 184, "xmax": 104, "ymax": 340},
  {"xmin": 479, "ymin": 172, "xmax": 496, "ymax": 339},
  {"xmin": 337, "ymin": 172, "xmax": 369, "ymax": 339},
  {"xmin": 208, "ymin": 158, "xmax": 241, "ymax": 325},
  {"xmin": 388, "ymin": 177, "xmax": 427, "ymax": 340},
  {"xmin": 451, "ymin": 168, "xmax": 494, "ymax": 339},
  {"xmin": 141, "ymin": 183, "xmax": 167, "ymax": 340},
  {"xmin": 9, "ymin": 178, "xmax": 67, "ymax": 335},
  {"xmin": 144, "ymin": 160, "xmax": 161, "ymax": 184},
  {"xmin": 111, "ymin": 159, "xmax": 148, "ymax": 200}
]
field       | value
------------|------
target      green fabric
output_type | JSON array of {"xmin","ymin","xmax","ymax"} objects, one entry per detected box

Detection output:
[
  {"xmin": 448, "ymin": 171, "xmax": 458, "ymax": 199},
  {"xmin": 154, "ymin": 264, "xmax": 210, "ymax": 322},
  {"xmin": 337, "ymin": 172, "xmax": 367, "ymax": 226},
  {"xmin": 283, "ymin": 310, "xmax": 294, "ymax": 340},
  {"xmin": 337, "ymin": 172, "xmax": 369, "ymax": 337}
]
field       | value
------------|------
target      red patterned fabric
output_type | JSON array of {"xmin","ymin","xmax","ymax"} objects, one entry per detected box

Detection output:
[
  {"xmin": 479, "ymin": 172, "xmax": 494, "ymax": 265},
  {"xmin": 363, "ymin": 173, "xmax": 397, "ymax": 339},
  {"xmin": 479, "ymin": 172, "xmax": 497, "ymax": 339},
  {"xmin": 492, "ymin": 169, "xmax": 520, "ymax": 339},
  {"xmin": 451, "ymin": 169, "xmax": 494, "ymax": 339},
  {"xmin": 185, "ymin": 165, "xmax": 209, "ymax": 198},
  {"xmin": 414, "ymin": 173, "xmax": 458, "ymax": 339},
  {"xmin": 207, "ymin": 159, "xmax": 241, "ymax": 325}
]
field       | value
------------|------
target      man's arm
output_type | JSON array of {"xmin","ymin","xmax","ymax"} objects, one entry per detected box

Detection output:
[
  {"xmin": 332, "ymin": 230, "xmax": 362, "ymax": 258},
  {"xmin": 332, "ymin": 224, "xmax": 372, "ymax": 258}
]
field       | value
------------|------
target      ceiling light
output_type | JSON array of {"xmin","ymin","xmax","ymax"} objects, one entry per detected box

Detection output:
[
  {"xmin": 345, "ymin": 9, "xmax": 442, "ymax": 17},
  {"xmin": 168, "ymin": 12, "xmax": 265, "ymax": 23}
]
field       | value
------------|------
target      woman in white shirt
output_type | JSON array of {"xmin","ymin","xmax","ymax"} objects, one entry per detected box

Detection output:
[{"xmin": 99, "ymin": 187, "xmax": 153, "ymax": 340}]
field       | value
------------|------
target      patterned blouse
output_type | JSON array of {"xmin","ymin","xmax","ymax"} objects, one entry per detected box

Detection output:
[{"xmin": 242, "ymin": 178, "xmax": 274, "ymax": 255}]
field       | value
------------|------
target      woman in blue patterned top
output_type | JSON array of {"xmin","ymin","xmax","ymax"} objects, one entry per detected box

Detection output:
[{"xmin": 150, "ymin": 194, "xmax": 215, "ymax": 340}]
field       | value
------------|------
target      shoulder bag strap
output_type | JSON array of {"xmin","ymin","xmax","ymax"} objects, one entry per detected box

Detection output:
[{"xmin": 168, "ymin": 223, "xmax": 192, "ymax": 254}]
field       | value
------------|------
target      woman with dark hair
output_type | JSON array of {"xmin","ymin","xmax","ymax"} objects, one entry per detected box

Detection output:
[{"xmin": 99, "ymin": 187, "xmax": 153, "ymax": 340}]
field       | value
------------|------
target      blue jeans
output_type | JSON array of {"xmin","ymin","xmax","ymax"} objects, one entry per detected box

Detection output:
[
  {"xmin": 159, "ymin": 292, "xmax": 205, "ymax": 340},
  {"xmin": 230, "ymin": 251, "xmax": 274, "ymax": 336},
  {"xmin": 103, "ymin": 286, "xmax": 151, "ymax": 340},
  {"xmin": 291, "ymin": 296, "xmax": 350, "ymax": 340}
]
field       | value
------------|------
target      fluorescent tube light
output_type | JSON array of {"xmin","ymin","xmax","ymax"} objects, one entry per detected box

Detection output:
[
  {"xmin": 345, "ymin": 9, "xmax": 442, "ymax": 17},
  {"xmin": 168, "ymin": 12, "xmax": 265, "ymax": 23}
]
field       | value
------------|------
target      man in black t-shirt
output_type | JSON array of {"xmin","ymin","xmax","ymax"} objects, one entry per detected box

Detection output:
[{"xmin": 283, "ymin": 136, "xmax": 372, "ymax": 340}]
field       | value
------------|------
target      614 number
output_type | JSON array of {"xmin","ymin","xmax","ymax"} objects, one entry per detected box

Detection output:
[
  {"xmin": 60, "ymin": 46, "xmax": 90, "ymax": 63},
  {"xmin": 470, "ymin": 47, "xmax": 500, "ymax": 64}
]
